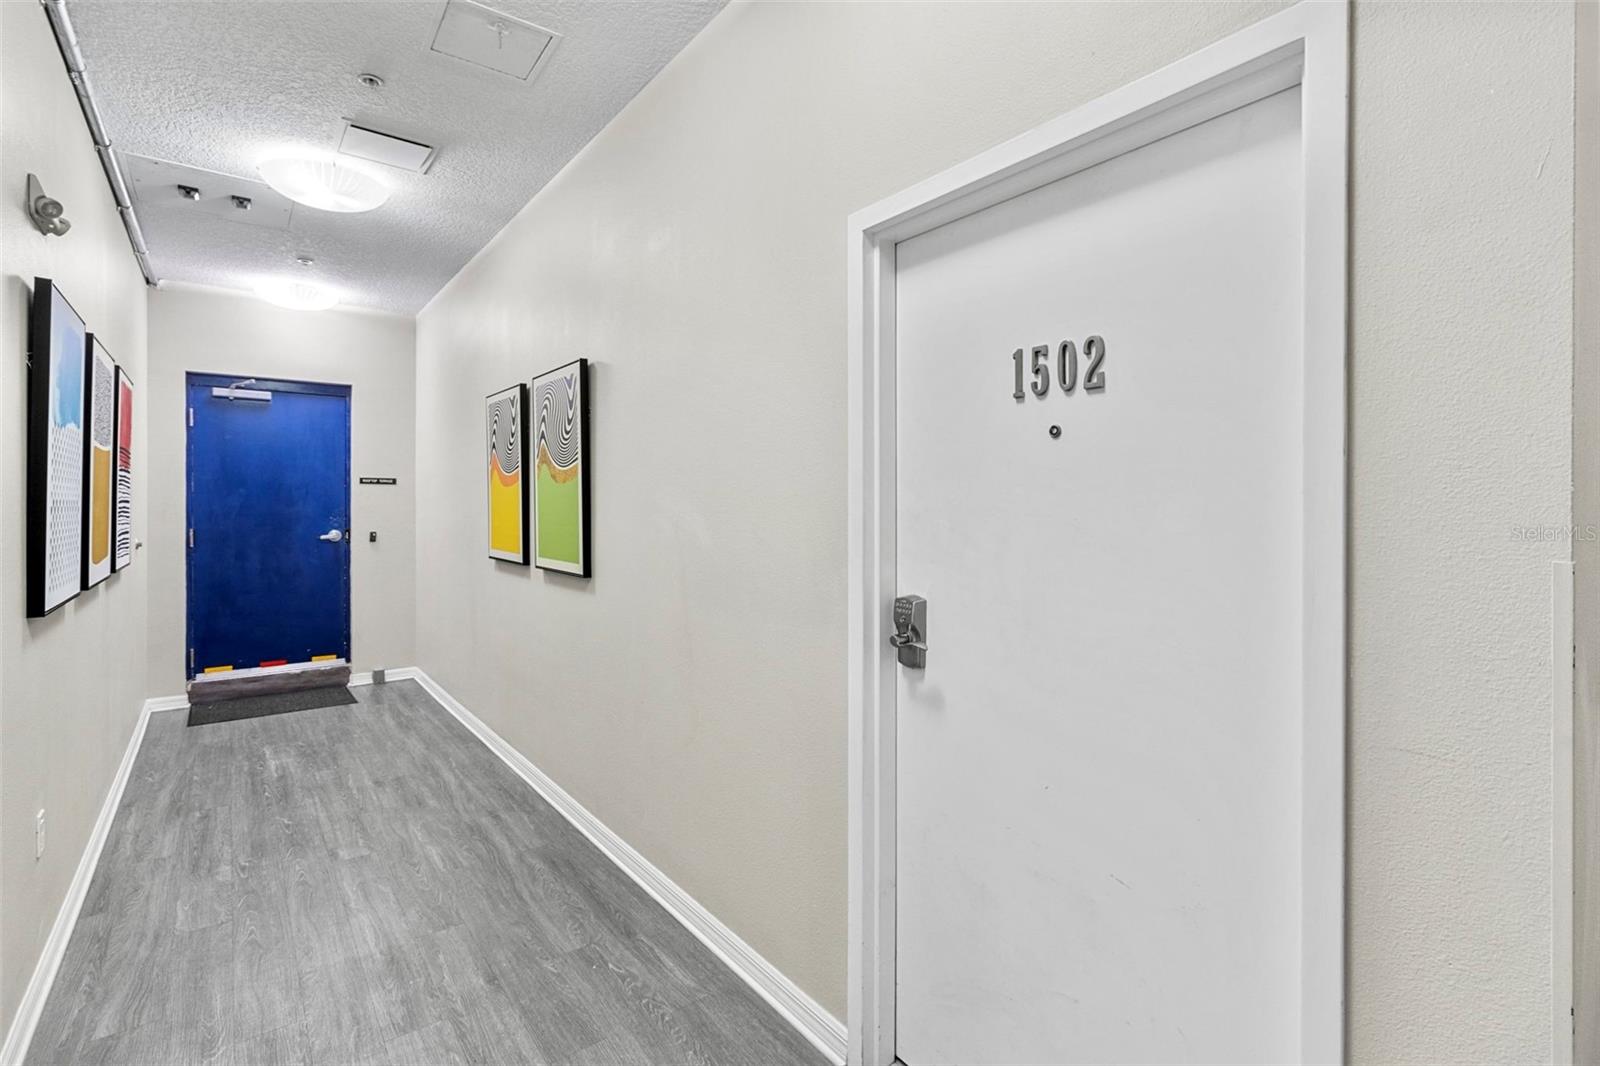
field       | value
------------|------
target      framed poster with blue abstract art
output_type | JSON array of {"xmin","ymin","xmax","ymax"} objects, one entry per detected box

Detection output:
[{"xmin": 27, "ymin": 278, "xmax": 88, "ymax": 616}]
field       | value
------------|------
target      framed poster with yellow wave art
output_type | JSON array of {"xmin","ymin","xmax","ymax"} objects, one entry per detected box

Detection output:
[
  {"xmin": 531, "ymin": 358, "xmax": 589, "ymax": 577},
  {"xmin": 486, "ymin": 382, "xmax": 529, "ymax": 564}
]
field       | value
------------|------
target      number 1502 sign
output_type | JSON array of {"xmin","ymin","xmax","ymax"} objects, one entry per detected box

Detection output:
[{"xmin": 1011, "ymin": 336, "xmax": 1106, "ymax": 400}]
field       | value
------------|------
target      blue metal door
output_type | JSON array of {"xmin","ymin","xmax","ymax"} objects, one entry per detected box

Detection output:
[{"xmin": 186, "ymin": 374, "xmax": 351, "ymax": 679}]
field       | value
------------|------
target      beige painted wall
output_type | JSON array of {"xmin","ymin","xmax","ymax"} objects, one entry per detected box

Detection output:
[
  {"xmin": 416, "ymin": 0, "xmax": 1299, "ymax": 1030},
  {"xmin": 144, "ymin": 285, "xmax": 416, "ymax": 696},
  {"xmin": 416, "ymin": 1, "xmax": 1577, "ymax": 1055},
  {"xmin": 1348, "ymin": 3, "xmax": 1572, "ymax": 1058},
  {"xmin": 0, "ymin": 2, "xmax": 151, "ymax": 1037},
  {"xmin": 414, "ymin": 0, "xmax": 1287, "ymax": 1028},
  {"xmin": 1574, "ymin": 2, "xmax": 1597, "ymax": 1057}
]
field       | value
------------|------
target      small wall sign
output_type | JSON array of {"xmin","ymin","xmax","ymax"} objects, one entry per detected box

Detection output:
[{"xmin": 359, "ymin": 477, "xmax": 397, "ymax": 485}]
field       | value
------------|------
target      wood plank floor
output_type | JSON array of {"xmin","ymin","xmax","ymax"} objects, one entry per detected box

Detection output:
[{"xmin": 25, "ymin": 680, "xmax": 825, "ymax": 1066}]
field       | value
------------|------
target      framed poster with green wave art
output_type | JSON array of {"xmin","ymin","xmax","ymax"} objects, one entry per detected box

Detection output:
[{"xmin": 531, "ymin": 358, "xmax": 590, "ymax": 577}]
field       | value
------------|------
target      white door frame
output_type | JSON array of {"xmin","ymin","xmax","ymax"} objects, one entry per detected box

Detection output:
[{"xmin": 844, "ymin": 4, "xmax": 1349, "ymax": 1063}]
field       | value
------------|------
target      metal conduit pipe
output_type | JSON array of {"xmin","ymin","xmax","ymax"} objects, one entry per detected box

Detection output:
[{"xmin": 39, "ymin": 0, "xmax": 159, "ymax": 286}]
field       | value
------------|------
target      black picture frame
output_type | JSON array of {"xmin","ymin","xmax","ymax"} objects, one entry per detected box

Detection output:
[
  {"xmin": 26, "ymin": 278, "xmax": 88, "ymax": 617},
  {"xmin": 530, "ymin": 357, "xmax": 591, "ymax": 578},
  {"xmin": 486, "ymin": 382, "xmax": 531, "ymax": 565},
  {"xmin": 112, "ymin": 364, "xmax": 135, "ymax": 573},
  {"xmin": 81, "ymin": 334, "xmax": 116, "ymax": 590}
]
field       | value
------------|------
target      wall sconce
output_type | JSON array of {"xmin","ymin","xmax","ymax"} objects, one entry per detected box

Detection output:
[{"xmin": 26, "ymin": 174, "xmax": 71, "ymax": 237}]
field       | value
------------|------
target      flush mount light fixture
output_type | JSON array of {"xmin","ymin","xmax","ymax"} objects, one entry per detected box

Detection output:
[
  {"xmin": 257, "ymin": 150, "xmax": 390, "ymax": 213},
  {"xmin": 255, "ymin": 277, "xmax": 339, "ymax": 311}
]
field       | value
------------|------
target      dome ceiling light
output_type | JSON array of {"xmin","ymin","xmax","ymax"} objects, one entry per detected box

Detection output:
[
  {"xmin": 257, "ymin": 150, "xmax": 390, "ymax": 213},
  {"xmin": 255, "ymin": 277, "xmax": 339, "ymax": 311}
]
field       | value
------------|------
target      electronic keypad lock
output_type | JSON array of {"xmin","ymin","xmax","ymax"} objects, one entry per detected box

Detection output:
[{"xmin": 890, "ymin": 594, "xmax": 928, "ymax": 668}]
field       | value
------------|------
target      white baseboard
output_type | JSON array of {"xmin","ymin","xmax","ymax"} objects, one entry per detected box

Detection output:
[
  {"xmin": 144, "ymin": 694, "xmax": 189, "ymax": 712},
  {"xmin": 406, "ymin": 668, "xmax": 847, "ymax": 1064},
  {"xmin": 0, "ymin": 696, "xmax": 157, "ymax": 1066}
]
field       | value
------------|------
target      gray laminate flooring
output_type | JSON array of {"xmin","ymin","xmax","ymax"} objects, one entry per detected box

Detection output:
[{"xmin": 25, "ymin": 680, "xmax": 825, "ymax": 1066}]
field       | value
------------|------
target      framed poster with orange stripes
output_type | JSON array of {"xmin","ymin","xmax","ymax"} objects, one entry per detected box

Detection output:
[
  {"xmin": 111, "ymin": 365, "xmax": 134, "ymax": 572},
  {"xmin": 486, "ymin": 382, "xmax": 529, "ymax": 564}
]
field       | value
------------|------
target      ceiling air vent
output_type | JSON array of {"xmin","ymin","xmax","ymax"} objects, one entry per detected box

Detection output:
[
  {"xmin": 430, "ymin": 0, "xmax": 560, "ymax": 82},
  {"xmin": 339, "ymin": 123, "xmax": 437, "ymax": 174}
]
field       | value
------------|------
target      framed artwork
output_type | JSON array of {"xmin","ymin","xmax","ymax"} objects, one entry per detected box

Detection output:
[
  {"xmin": 112, "ymin": 366, "xmax": 135, "ymax": 572},
  {"xmin": 486, "ymin": 382, "xmax": 529, "ymax": 564},
  {"xmin": 26, "ymin": 278, "xmax": 88, "ymax": 616},
  {"xmin": 82, "ymin": 336, "xmax": 116, "ymax": 589},
  {"xmin": 531, "ymin": 358, "xmax": 590, "ymax": 576}
]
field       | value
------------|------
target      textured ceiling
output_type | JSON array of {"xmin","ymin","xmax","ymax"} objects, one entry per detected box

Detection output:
[{"xmin": 67, "ymin": 0, "xmax": 725, "ymax": 313}]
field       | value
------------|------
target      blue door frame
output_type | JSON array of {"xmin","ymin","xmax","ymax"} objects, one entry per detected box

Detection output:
[{"xmin": 185, "ymin": 373, "xmax": 352, "ymax": 679}]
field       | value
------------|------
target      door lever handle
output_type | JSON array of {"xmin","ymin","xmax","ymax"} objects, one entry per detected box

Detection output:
[
  {"xmin": 319, "ymin": 529, "xmax": 344, "ymax": 543},
  {"xmin": 891, "ymin": 594, "xmax": 928, "ymax": 668}
]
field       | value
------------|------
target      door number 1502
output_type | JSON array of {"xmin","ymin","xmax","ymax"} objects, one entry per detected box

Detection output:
[{"xmin": 1011, "ymin": 336, "xmax": 1106, "ymax": 400}]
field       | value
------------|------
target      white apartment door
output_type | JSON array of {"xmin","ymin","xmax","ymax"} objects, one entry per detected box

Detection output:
[{"xmin": 894, "ymin": 86, "xmax": 1306, "ymax": 1064}]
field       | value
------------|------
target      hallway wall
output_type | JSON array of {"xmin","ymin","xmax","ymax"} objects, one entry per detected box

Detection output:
[
  {"xmin": 413, "ymin": 0, "xmax": 1296, "ymax": 1028},
  {"xmin": 0, "ymin": 2, "xmax": 151, "ymax": 1037},
  {"xmin": 1573, "ymin": 3, "xmax": 1599, "ymax": 1054},
  {"xmin": 407, "ymin": 0, "xmax": 1575, "ymax": 1056},
  {"xmin": 144, "ymin": 285, "xmax": 417, "ymax": 697}
]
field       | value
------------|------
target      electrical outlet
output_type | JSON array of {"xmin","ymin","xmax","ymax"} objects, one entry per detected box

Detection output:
[{"xmin": 34, "ymin": 809, "xmax": 45, "ymax": 860}]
